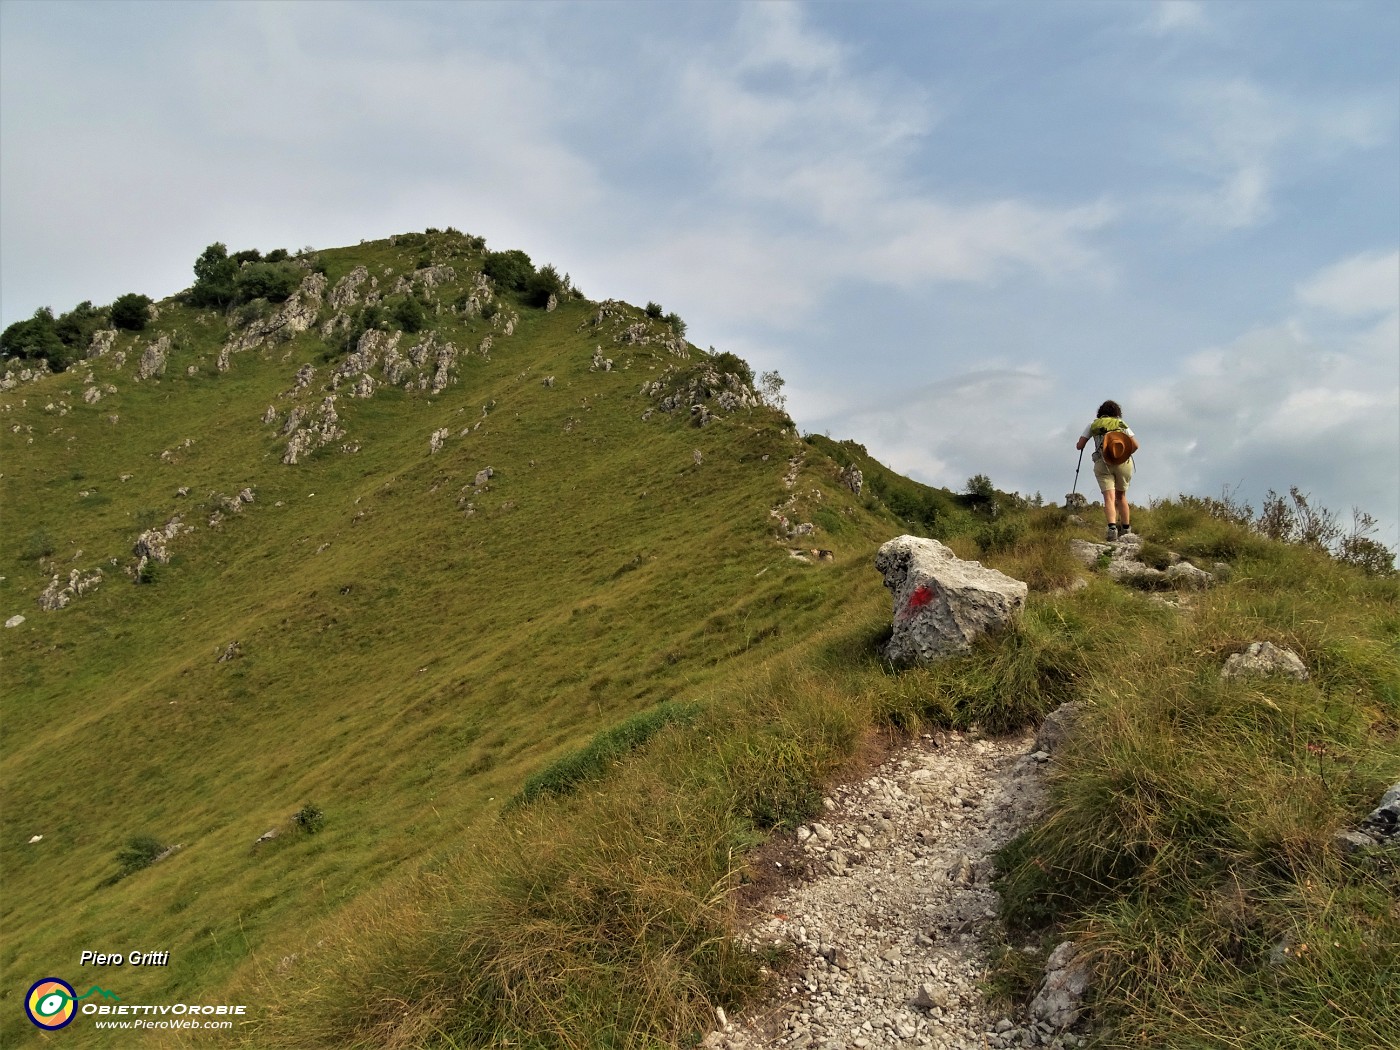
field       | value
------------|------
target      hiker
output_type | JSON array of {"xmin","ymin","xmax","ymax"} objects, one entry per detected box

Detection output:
[{"xmin": 1075, "ymin": 400, "xmax": 1137, "ymax": 542}]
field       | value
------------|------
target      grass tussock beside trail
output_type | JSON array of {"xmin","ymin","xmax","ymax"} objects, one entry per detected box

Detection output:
[
  {"xmin": 242, "ymin": 664, "xmax": 875, "ymax": 1050},
  {"xmin": 228, "ymin": 500, "xmax": 1397, "ymax": 1050},
  {"xmin": 997, "ymin": 501, "xmax": 1399, "ymax": 1050}
]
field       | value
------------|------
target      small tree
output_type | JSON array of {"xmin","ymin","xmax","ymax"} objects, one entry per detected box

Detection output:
[
  {"xmin": 390, "ymin": 294, "xmax": 428, "ymax": 334},
  {"xmin": 966, "ymin": 474, "xmax": 998, "ymax": 516},
  {"xmin": 234, "ymin": 261, "xmax": 301, "ymax": 304},
  {"xmin": 109, "ymin": 293, "xmax": 153, "ymax": 331},
  {"xmin": 524, "ymin": 263, "xmax": 568, "ymax": 308},
  {"xmin": 189, "ymin": 242, "xmax": 238, "ymax": 309},
  {"xmin": 758, "ymin": 369, "xmax": 787, "ymax": 411},
  {"xmin": 55, "ymin": 300, "xmax": 108, "ymax": 348},
  {"xmin": 0, "ymin": 307, "xmax": 70, "ymax": 369},
  {"xmin": 483, "ymin": 249, "xmax": 535, "ymax": 295}
]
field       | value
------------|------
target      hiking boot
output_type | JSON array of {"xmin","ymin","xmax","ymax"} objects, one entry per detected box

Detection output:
[
  {"xmin": 1105, "ymin": 524, "xmax": 1118, "ymax": 542},
  {"xmin": 1118, "ymin": 523, "xmax": 1131, "ymax": 536}
]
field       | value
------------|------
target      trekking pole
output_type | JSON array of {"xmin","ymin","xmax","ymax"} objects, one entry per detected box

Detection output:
[{"xmin": 1070, "ymin": 445, "xmax": 1084, "ymax": 497}]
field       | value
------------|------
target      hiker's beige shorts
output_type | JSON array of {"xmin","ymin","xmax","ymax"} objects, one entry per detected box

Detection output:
[{"xmin": 1094, "ymin": 455, "xmax": 1133, "ymax": 493}]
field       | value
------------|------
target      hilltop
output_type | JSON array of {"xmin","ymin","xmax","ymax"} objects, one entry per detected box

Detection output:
[
  {"xmin": 2, "ymin": 229, "xmax": 1396, "ymax": 1050},
  {"xmin": 1, "ymin": 228, "xmax": 998, "ymax": 1046}
]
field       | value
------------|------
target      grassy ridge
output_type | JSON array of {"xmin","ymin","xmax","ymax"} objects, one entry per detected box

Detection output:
[{"xmin": 2, "ymin": 230, "xmax": 957, "ymax": 1047}]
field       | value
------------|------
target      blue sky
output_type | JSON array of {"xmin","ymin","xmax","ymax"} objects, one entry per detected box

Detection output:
[{"xmin": 3, "ymin": 0, "xmax": 1397, "ymax": 546}]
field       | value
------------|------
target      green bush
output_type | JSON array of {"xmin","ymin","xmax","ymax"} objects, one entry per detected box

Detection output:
[
  {"xmin": 235, "ymin": 261, "xmax": 302, "ymax": 304},
  {"xmin": 109, "ymin": 293, "xmax": 153, "ymax": 331},
  {"xmin": 390, "ymin": 295, "xmax": 428, "ymax": 334},
  {"xmin": 709, "ymin": 351, "xmax": 753, "ymax": 386},
  {"xmin": 976, "ymin": 518, "xmax": 1025, "ymax": 556},
  {"xmin": 293, "ymin": 803, "xmax": 325, "ymax": 835},
  {"xmin": 483, "ymin": 249, "xmax": 535, "ymax": 295},
  {"xmin": 0, "ymin": 308, "xmax": 72, "ymax": 370},
  {"xmin": 55, "ymin": 300, "xmax": 109, "ymax": 348},
  {"xmin": 23, "ymin": 528, "xmax": 55, "ymax": 561},
  {"xmin": 524, "ymin": 263, "xmax": 568, "ymax": 308},
  {"xmin": 115, "ymin": 835, "xmax": 166, "ymax": 877}
]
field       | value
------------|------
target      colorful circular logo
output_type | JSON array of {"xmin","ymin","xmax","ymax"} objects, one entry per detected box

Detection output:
[{"xmin": 26, "ymin": 978, "xmax": 77, "ymax": 1030}]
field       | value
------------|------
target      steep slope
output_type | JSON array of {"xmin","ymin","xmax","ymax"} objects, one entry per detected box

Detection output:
[{"xmin": 1, "ymin": 230, "xmax": 963, "ymax": 1044}]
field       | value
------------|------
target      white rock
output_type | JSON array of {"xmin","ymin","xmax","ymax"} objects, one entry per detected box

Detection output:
[{"xmin": 875, "ymin": 536, "xmax": 1027, "ymax": 664}]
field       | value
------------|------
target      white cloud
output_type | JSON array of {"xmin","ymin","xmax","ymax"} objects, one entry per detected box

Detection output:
[
  {"xmin": 1145, "ymin": 1, "xmax": 1211, "ymax": 36},
  {"xmin": 662, "ymin": 3, "xmax": 1115, "ymax": 322},
  {"xmin": 1296, "ymin": 250, "xmax": 1400, "ymax": 318},
  {"xmin": 1159, "ymin": 78, "xmax": 1392, "ymax": 232}
]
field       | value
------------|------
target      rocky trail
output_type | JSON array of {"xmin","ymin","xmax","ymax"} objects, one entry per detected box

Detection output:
[{"xmin": 712, "ymin": 726, "xmax": 1090, "ymax": 1050}]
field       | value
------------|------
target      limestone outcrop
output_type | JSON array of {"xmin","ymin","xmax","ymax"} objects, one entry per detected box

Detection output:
[
  {"xmin": 135, "ymin": 334, "xmax": 171, "ymax": 380},
  {"xmin": 223, "ymin": 271, "xmax": 327, "ymax": 355},
  {"xmin": 875, "ymin": 536, "xmax": 1027, "ymax": 664},
  {"xmin": 1069, "ymin": 532, "xmax": 1213, "ymax": 590},
  {"xmin": 38, "ymin": 568, "xmax": 104, "ymax": 610}
]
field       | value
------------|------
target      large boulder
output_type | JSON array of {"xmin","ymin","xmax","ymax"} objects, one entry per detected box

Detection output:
[{"xmin": 875, "ymin": 536, "xmax": 1027, "ymax": 664}]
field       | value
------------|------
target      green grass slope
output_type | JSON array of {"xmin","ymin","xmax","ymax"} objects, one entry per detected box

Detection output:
[{"xmin": 2, "ymin": 229, "xmax": 983, "ymax": 1046}]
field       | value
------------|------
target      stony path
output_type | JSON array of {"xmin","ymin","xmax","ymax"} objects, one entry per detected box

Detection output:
[{"xmin": 710, "ymin": 729, "xmax": 1083, "ymax": 1050}]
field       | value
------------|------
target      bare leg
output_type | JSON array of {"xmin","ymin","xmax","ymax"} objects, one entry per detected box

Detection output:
[
  {"xmin": 1115, "ymin": 491, "xmax": 1130, "ymax": 529},
  {"xmin": 1102, "ymin": 489, "xmax": 1117, "ymax": 526}
]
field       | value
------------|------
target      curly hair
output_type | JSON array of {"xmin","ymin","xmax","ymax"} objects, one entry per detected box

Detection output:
[{"xmin": 1097, "ymin": 400, "xmax": 1122, "ymax": 418}]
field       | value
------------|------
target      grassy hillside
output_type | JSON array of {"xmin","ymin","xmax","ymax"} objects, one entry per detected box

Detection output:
[
  {"xmin": 0, "ymin": 229, "xmax": 983, "ymax": 1046},
  {"xmin": 2, "ymin": 229, "xmax": 1395, "ymax": 1049}
]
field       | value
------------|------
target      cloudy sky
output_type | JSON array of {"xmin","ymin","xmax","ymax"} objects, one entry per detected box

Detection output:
[{"xmin": 3, "ymin": 0, "xmax": 1397, "ymax": 547}]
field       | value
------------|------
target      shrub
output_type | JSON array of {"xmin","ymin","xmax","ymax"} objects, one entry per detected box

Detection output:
[
  {"xmin": 293, "ymin": 803, "xmax": 325, "ymax": 835},
  {"xmin": 483, "ymin": 249, "xmax": 535, "ymax": 295},
  {"xmin": 975, "ymin": 517, "xmax": 1025, "ymax": 556},
  {"xmin": 664, "ymin": 311, "xmax": 687, "ymax": 337},
  {"xmin": 115, "ymin": 835, "xmax": 166, "ymax": 877},
  {"xmin": 390, "ymin": 295, "xmax": 428, "ymax": 334},
  {"xmin": 710, "ymin": 351, "xmax": 753, "ymax": 387},
  {"xmin": 23, "ymin": 528, "xmax": 55, "ymax": 561},
  {"xmin": 55, "ymin": 300, "xmax": 109, "ymax": 348},
  {"xmin": 965, "ymin": 474, "xmax": 997, "ymax": 513},
  {"xmin": 109, "ymin": 293, "xmax": 153, "ymax": 331},
  {"xmin": 235, "ymin": 261, "xmax": 302, "ymax": 304},
  {"xmin": 523, "ymin": 263, "xmax": 568, "ymax": 308},
  {"xmin": 645, "ymin": 301, "xmax": 664, "ymax": 319},
  {"xmin": 0, "ymin": 308, "xmax": 72, "ymax": 370}
]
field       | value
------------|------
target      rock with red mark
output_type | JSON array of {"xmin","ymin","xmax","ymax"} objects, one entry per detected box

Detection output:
[{"xmin": 875, "ymin": 535, "xmax": 1027, "ymax": 664}]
